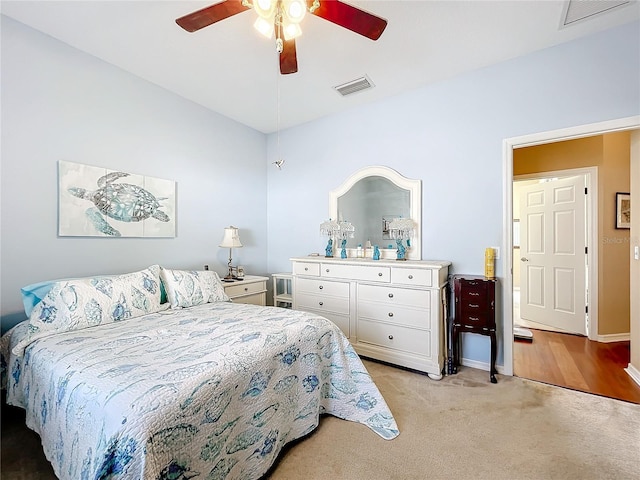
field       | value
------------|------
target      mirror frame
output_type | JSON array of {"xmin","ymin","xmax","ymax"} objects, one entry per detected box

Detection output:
[{"xmin": 329, "ymin": 166, "xmax": 421, "ymax": 260}]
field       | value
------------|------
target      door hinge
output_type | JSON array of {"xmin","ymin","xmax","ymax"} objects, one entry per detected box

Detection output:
[
  {"xmin": 586, "ymin": 305, "xmax": 588, "ymax": 314},
  {"xmin": 585, "ymin": 187, "xmax": 588, "ymax": 194},
  {"xmin": 585, "ymin": 246, "xmax": 588, "ymax": 254}
]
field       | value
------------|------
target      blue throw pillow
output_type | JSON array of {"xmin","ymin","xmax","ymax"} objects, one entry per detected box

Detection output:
[{"xmin": 21, "ymin": 280, "xmax": 62, "ymax": 317}]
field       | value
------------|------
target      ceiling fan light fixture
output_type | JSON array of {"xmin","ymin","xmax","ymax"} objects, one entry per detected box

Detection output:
[
  {"xmin": 254, "ymin": 0, "xmax": 276, "ymax": 19},
  {"xmin": 283, "ymin": 0, "xmax": 307, "ymax": 23},
  {"xmin": 283, "ymin": 23, "xmax": 302, "ymax": 40},
  {"xmin": 254, "ymin": 16, "xmax": 274, "ymax": 38}
]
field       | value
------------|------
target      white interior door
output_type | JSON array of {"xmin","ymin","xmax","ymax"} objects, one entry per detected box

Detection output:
[{"xmin": 519, "ymin": 176, "xmax": 587, "ymax": 335}]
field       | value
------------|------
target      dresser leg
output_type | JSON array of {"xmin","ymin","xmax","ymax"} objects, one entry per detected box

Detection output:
[{"xmin": 489, "ymin": 330, "xmax": 497, "ymax": 384}]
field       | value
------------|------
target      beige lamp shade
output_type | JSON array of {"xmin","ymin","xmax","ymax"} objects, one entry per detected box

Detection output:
[{"xmin": 219, "ymin": 226, "xmax": 243, "ymax": 249}]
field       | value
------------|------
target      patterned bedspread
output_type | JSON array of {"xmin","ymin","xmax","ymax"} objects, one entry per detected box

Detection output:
[{"xmin": 3, "ymin": 302, "xmax": 399, "ymax": 479}]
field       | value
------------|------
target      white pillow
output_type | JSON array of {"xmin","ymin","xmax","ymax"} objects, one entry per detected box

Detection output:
[
  {"xmin": 160, "ymin": 268, "xmax": 230, "ymax": 308},
  {"xmin": 12, "ymin": 265, "xmax": 162, "ymax": 357}
]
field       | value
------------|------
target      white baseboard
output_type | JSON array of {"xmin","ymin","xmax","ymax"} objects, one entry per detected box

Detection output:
[
  {"xmin": 459, "ymin": 357, "xmax": 505, "ymax": 375},
  {"xmin": 596, "ymin": 332, "xmax": 630, "ymax": 343},
  {"xmin": 625, "ymin": 363, "xmax": 640, "ymax": 387}
]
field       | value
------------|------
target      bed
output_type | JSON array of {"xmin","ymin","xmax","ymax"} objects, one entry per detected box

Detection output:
[{"xmin": 1, "ymin": 265, "xmax": 398, "ymax": 479}]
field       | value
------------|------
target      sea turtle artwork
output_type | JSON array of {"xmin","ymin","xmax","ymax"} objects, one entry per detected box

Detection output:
[{"xmin": 68, "ymin": 172, "xmax": 170, "ymax": 237}]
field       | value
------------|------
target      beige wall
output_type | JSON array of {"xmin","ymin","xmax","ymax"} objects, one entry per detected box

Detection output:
[
  {"xmin": 630, "ymin": 131, "xmax": 639, "ymax": 376},
  {"xmin": 514, "ymin": 132, "xmax": 631, "ymax": 336}
]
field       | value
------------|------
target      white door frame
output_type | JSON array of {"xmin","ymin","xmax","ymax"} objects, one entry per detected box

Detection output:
[
  {"xmin": 502, "ymin": 115, "xmax": 640, "ymax": 376},
  {"xmin": 514, "ymin": 168, "xmax": 596, "ymax": 338}
]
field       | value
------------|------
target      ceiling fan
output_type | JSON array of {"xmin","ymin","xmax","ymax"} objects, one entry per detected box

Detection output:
[{"xmin": 176, "ymin": 0, "xmax": 388, "ymax": 75}]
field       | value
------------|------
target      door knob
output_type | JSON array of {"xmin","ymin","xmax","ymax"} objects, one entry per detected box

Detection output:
[{"xmin": 521, "ymin": 257, "xmax": 529, "ymax": 262}]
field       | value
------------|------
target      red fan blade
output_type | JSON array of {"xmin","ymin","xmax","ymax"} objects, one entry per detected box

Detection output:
[
  {"xmin": 280, "ymin": 37, "xmax": 298, "ymax": 74},
  {"xmin": 309, "ymin": 0, "xmax": 387, "ymax": 40},
  {"xmin": 176, "ymin": 0, "xmax": 251, "ymax": 33}
]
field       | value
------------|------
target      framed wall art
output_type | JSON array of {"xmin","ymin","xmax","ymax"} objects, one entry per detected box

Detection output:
[
  {"xmin": 59, "ymin": 160, "xmax": 176, "ymax": 237},
  {"xmin": 615, "ymin": 192, "xmax": 630, "ymax": 229}
]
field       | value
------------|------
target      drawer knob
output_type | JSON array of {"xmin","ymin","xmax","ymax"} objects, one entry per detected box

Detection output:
[
  {"xmin": 469, "ymin": 316, "xmax": 479, "ymax": 321},
  {"xmin": 408, "ymin": 275, "xmax": 413, "ymax": 280},
  {"xmin": 319, "ymin": 285, "xmax": 323, "ymax": 290},
  {"xmin": 388, "ymin": 312, "xmax": 394, "ymax": 317},
  {"xmin": 378, "ymin": 272, "xmax": 383, "ymax": 277},
  {"xmin": 326, "ymin": 269, "xmax": 330, "ymax": 273},
  {"xmin": 388, "ymin": 293, "xmax": 394, "ymax": 298},
  {"xmin": 244, "ymin": 287, "xmax": 248, "ymax": 292},
  {"xmin": 469, "ymin": 292, "xmax": 480, "ymax": 296},
  {"xmin": 319, "ymin": 301, "xmax": 324, "ymax": 306},
  {"xmin": 304, "ymin": 267, "xmax": 309, "ymax": 271},
  {"xmin": 388, "ymin": 335, "xmax": 394, "ymax": 340}
]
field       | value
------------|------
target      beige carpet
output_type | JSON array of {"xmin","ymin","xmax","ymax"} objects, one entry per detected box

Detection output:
[
  {"xmin": 2, "ymin": 360, "xmax": 639, "ymax": 480},
  {"xmin": 266, "ymin": 360, "xmax": 640, "ymax": 480}
]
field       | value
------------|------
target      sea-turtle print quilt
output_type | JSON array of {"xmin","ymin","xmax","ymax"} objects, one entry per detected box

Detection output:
[{"xmin": 3, "ymin": 302, "xmax": 399, "ymax": 479}]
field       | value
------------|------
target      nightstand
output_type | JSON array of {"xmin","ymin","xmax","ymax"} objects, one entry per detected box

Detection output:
[
  {"xmin": 222, "ymin": 275, "xmax": 268, "ymax": 306},
  {"xmin": 451, "ymin": 275, "xmax": 497, "ymax": 383}
]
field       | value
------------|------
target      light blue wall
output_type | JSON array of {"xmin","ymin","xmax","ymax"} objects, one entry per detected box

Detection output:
[
  {"xmin": 3, "ymin": 15, "xmax": 639, "ymax": 367},
  {"xmin": 1, "ymin": 16, "xmax": 268, "ymax": 331},
  {"xmin": 266, "ymin": 21, "xmax": 640, "ymax": 367}
]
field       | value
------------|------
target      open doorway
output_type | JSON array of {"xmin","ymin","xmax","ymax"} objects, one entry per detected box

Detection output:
[{"xmin": 501, "ymin": 116, "xmax": 640, "ymax": 403}]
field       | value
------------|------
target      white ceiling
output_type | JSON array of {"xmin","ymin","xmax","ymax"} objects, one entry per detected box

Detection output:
[{"xmin": 2, "ymin": 0, "xmax": 638, "ymax": 133}]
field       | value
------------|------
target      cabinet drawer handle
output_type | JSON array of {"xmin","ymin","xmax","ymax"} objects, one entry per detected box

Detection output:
[
  {"xmin": 319, "ymin": 301, "xmax": 324, "ymax": 306},
  {"xmin": 378, "ymin": 272, "xmax": 383, "ymax": 277},
  {"xmin": 388, "ymin": 312, "xmax": 394, "ymax": 317},
  {"xmin": 469, "ymin": 316, "xmax": 479, "ymax": 321},
  {"xmin": 388, "ymin": 335, "xmax": 394, "ymax": 340},
  {"xmin": 408, "ymin": 275, "xmax": 413, "ymax": 280},
  {"xmin": 469, "ymin": 303, "xmax": 479, "ymax": 308},
  {"xmin": 469, "ymin": 292, "xmax": 480, "ymax": 296},
  {"xmin": 319, "ymin": 285, "xmax": 323, "ymax": 290},
  {"xmin": 388, "ymin": 293, "xmax": 394, "ymax": 298},
  {"xmin": 465, "ymin": 325, "xmax": 474, "ymax": 329},
  {"xmin": 304, "ymin": 267, "xmax": 309, "ymax": 271},
  {"xmin": 326, "ymin": 269, "xmax": 330, "ymax": 273}
]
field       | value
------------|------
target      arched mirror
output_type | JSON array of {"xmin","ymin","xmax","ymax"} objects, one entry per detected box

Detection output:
[{"xmin": 329, "ymin": 166, "xmax": 421, "ymax": 260}]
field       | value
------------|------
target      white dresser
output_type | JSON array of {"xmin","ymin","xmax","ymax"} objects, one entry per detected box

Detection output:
[{"xmin": 291, "ymin": 257, "xmax": 451, "ymax": 379}]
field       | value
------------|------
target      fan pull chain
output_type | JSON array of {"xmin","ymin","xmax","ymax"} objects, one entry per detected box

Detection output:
[
  {"xmin": 273, "ymin": 60, "xmax": 285, "ymax": 169},
  {"xmin": 275, "ymin": 1, "xmax": 284, "ymax": 53}
]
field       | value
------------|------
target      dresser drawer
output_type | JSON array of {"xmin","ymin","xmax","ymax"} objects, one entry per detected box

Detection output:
[
  {"xmin": 225, "ymin": 281, "xmax": 265, "ymax": 298},
  {"xmin": 233, "ymin": 292, "xmax": 266, "ymax": 306},
  {"xmin": 358, "ymin": 301, "xmax": 430, "ymax": 330},
  {"xmin": 321, "ymin": 263, "xmax": 390, "ymax": 283},
  {"xmin": 299, "ymin": 308, "xmax": 350, "ymax": 338},
  {"xmin": 297, "ymin": 292, "xmax": 349, "ymax": 315},
  {"xmin": 459, "ymin": 297, "xmax": 490, "ymax": 315},
  {"xmin": 391, "ymin": 267, "xmax": 433, "ymax": 287},
  {"xmin": 296, "ymin": 278, "xmax": 349, "ymax": 297},
  {"xmin": 358, "ymin": 284, "xmax": 430, "ymax": 310},
  {"xmin": 454, "ymin": 312, "xmax": 494, "ymax": 331},
  {"xmin": 293, "ymin": 262, "xmax": 321, "ymax": 276},
  {"xmin": 358, "ymin": 319, "xmax": 431, "ymax": 357}
]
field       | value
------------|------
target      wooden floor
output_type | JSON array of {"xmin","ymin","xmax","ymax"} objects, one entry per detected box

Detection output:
[{"xmin": 513, "ymin": 328, "xmax": 640, "ymax": 404}]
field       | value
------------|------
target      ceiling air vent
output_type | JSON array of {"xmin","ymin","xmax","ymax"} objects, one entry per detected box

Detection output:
[
  {"xmin": 562, "ymin": 0, "xmax": 630, "ymax": 26},
  {"xmin": 333, "ymin": 76, "xmax": 374, "ymax": 97}
]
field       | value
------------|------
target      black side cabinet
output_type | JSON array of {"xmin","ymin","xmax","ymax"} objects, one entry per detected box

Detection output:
[{"xmin": 452, "ymin": 275, "xmax": 497, "ymax": 383}]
